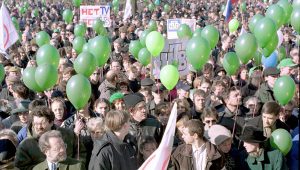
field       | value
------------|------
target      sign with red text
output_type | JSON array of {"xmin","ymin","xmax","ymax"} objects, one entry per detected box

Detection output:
[{"xmin": 80, "ymin": 5, "xmax": 111, "ymax": 27}]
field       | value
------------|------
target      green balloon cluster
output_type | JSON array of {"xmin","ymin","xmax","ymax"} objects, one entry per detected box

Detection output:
[
  {"xmin": 291, "ymin": 8, "xmax": 300, "ymax": 34},
  {"xmin": 35, "ymin": 31, "xmax": 50, "ymax": 47},
  {"xmin": 74, "ymin": 24, "xmax": 86, "ymax": 37},
  {"xmin": 263, "ymin": 34, "xmax": 278, "ymax": 57},
  {"xmin": 277, "ymin": 0, "xmax": 293, "ymax": 25},
  {"xmin": 63, "ymin": 9, "xmax": 73, "ymax": 24},
  {"xmin": 145, "ymin": 31, "xmax": 165, "ymax": 57},
  {"xmin": 160, "ymin": 65, "xmax": 179, "ymax": 90},
  {"xmin": 235, "ymin": 33, "xmax": 258, "ymax": 64},
  {"xmin": 72, "ymin": 36, "xmax": 86, "ymax": 54},
  {"xmin": 266, "ymin": 4, "xmax": 285, "ymax": 29},
  {"xmin": 22, "ymin": 67, "xmax": 43, "ymax": 92},
  {"xmin": 193, "ymin": 28, "xmax": 202, "ymax": 38},
  {"xmin": 74, "ymin": 52, "xmax": 97, "ymax": 77},
  {"xmin": 148, "ymin": 3, "xmax": 155, "ymax": 12},
  {"xmin": 223, "ymin": 52, "xmax": 240, "ymax": 75},
  {"xmin": 201, "ymin": 25, "xmax": 219, "ymax": 49},
  {"xmin": 67, "ymin": 74, "xmax": 91, "ymax": 110},
  {"xmin": 177, "ymin": 24, "xmax": 192, "ymax": 39},
  {"xmin": 249, "ymin": 14, "xmax": 263, "ymax": 33},
  {"xmin": 92, "ymin": 19, "xmax": 105, "ymax": 34},
  {"xmin": 129, "ymin": 40, "xmax": 143, "ymax": 59},
  {"xmin": 35, "ymin": 64, "xmax": 58, "ymax": 91},
  {"xmin": 254, "ymin": 17, "xmax": 277, "ymax": 48},
  {"xmin": 273, "ymin": 76, "xmax": 296, "ymax": 106},
  {"xmin": 36, "ymin": 44, "xmax": 60, "ymax": 68},
  {"xmin": 138, "ymin": 48, "xmax": 151, "ymax": 66},
  {"xmin": 148, "ymin": 20, "xmax": 158, "ymax": 31},
  {"xmin": 186, "ymin": 37, "xmax": 210, "ymax": 70},
  {"xmin": 88, "ymin": 36, "xmax": 111, "ymax": 67},
  {"xmin": 270, "ymin": 129, "xmax": 292, "ymax": 155},
  {"xmin": 140, "ymin": 29, "xmax": 151, "ymax": 47}
]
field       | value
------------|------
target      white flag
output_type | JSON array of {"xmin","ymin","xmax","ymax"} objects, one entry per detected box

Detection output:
[
  {"xmin": 0, "ymin": 2, "xmax": 19, "ymax": 51},
  {"xmin": 139, "ymin": 103, "xmax": 178, "ymax": 170},
  {"xmin": 123, "ymin": 0, "xmax": 132, "ymax": 21}
]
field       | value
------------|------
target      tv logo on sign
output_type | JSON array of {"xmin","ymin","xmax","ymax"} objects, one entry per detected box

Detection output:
[{"xmin": 168, "ymin": 20, "xmax": 181, "ymax": 31}]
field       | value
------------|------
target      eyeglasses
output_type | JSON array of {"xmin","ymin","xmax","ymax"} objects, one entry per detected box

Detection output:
[
  {"xmin": 204, "ymin": 120, "xmax": 217, "ymax": 124},
  {"xmin": 93, "ymin": 73, "xmax": 100, "ymax": 75}
]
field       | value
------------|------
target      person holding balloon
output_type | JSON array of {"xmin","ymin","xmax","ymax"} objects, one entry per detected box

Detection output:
[{"xmin": 239, "ymin": 126, "xmax": 288, "ymax": 170}]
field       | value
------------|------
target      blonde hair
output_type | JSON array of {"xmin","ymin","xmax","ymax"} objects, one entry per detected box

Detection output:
[{"xmin": 105, "ymin": 110, "xmax": 130, "ymax": 132}]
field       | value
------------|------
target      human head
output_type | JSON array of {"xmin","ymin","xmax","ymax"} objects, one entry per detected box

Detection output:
[
  {"xmin": 182, "ymin": 119, "xmax": 205, "ymax": 144},
  {"xmin": 201, "ymin": 107, "xmax": 218, "ymax": 129},
  {"xmin": 199, "ymin": 78, "xmax": 212, "ymax": 94},
  {"xmin": 279, "ymin": 100, "xmax": 295, "ymax": 122},
  {"xmin": 263, "ymin": 67, "xmax": 280, "ymax": 88},
  {"xmin": 290, "ymin": 47, "xmax": 299, "ymax": 64},
  {"xmin": 208, "ymin": 125, "xmax": 232, "ymax": 153},
  {"xmin": 261, "ymin": 101, "xmax": 281, "ymax": 128},
  {"xmin": 105, "ymin": 110, "xmax": 130, "ymax": 133},
  {"xmin": 31, "ymin": 106, "xmax": 55, "ymax": 137},
  {"xmin": 193, "ymin": 89, "xmax": 206, "ymax": 112},
  {"xmin": 244, "ymin": 97, "xmax": 261, "ymax": 117},
  {"xmin": 240, "ymin": 126, "xmax": 266, "ymax": 154},
  {"xmin": 87, "ymin": 117, "xmax": 105, "ymax": 141},
  {"xmin": 278, "ymin": 58, "xmax": 297, "ymax": 76},
  {"xmin": 155, "ymin": 102, "xmax": 170, "ymax": 126},
  {"xmin": 38, "ymin": 130, "xmax": 67, "ymax": 163},
  {"xmin": 138, "ymin": 136, "xmax": 157, "ymax": 160},
  {"xmin": 0, "ymin": 129, "xmax": 18, "ymax": 147},
  {"xmin": 211, "ymin": 80, "xmax": 226, "ymax": 97},
  {"xmin": 110, "ymin": 60, "xmax": 122, "ymax": 73},
  {"xmin": 106, "ymin": 70, "xmax": 119, "ymax": 85},
  {"xmin": 109, "ymin": 92, "xmax": 125, "ymax": 111},
  {"xmin": 93, "ymin": 98, "xmax": 110, "ymax": 117},
  {"xmin": 50, "ymin": 99, "xmax": 66, "ymax": 121},
  {"xmin": 223, "ymin": 86, "xmax": 242, "ymax": 107},
  {"xmin": 202, "ymin": 63, "xmax": 214, "ymax": 80}
]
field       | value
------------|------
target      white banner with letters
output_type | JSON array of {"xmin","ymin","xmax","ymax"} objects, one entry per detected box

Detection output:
[
  {"xmin": 167, "ymin": 19, "xmax": 196, "ymax": 39},
  {"xmin": 80, "ymin": 5, "xmax": 111, "ymax": 27}
]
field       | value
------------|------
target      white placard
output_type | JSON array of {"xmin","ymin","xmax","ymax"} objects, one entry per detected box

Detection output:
[
  {"xmin": 80, "ymin": 5, "xmax": 111, "ymax": 27},
  {"xmin": 167, "ymin": 19, "xmax": 196, "ymax": 39}
]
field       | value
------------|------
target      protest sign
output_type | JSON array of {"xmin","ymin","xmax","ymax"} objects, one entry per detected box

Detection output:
[
  {"xmin": 167, "ymin": 19, "xmax": 196, "ymax": 39},
  {"xmin": 80, "ymin": 5, "xmax": 111, "ymax": 27},
  {"xmin": 152, "ymin": 39, "xmax": 192, "ymax": 79}
]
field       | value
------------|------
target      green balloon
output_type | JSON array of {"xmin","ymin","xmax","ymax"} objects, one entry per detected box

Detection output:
[
  {"xmin": 263, "ymin": 34, "xmax": 278, "ymax": 57},
  {"xmin": 89, "ymin": 36, "xmax": 111, "ymax": 67},
  {"xmin": 291, "ymin": 8, "xmax": 300, "ymax": 34},
  {"xmin": 35, "ymin": 64, "xmax": 58, "ymax": 90},
  {"xmin": 223, "ymin": 52, "xmax": 240, "ymax": 75},
  {"xmin": 92, "ymin": 19, "xmax": 105, "ymax": 34},
  {"xmin": 36, "ymin": 44, "xmax": 60, "ymax": 68},
  {"xmin": 33, "ymin": 9, "xmax": 39, "ymax": 17},
  {"xmin": 240, "ymin": 2, "xmax": 246, "ymax": 12},
  {"xmin": 35, "ymin": 31, "xmax": 50, "ymax": 47},
  {"xmin": 235, "ymin": 33, "xmax": 258, "ymax": 64},
  {"xmin": 229, "ymin": 18, "xmax": 240, "ymax": 33},
  {"xmin": 0, "ymin": 64, "xmax": 5, "ymax": 83},
  {"xmin": 112, "ymin": 0, "xmax": 119, "ymax": 7},
  {"xmin": 186, "ymin": 37, "xmax": 211, "ymax": 70},
  {"xmin": 78, "ymin": 22, "xmax": 87, "ymax": 30},
  {"xmin": 22, "ymin": 67, "xmax": 43, "ymax": 92},
  {"xmin": 66, "ymin": 74, "xmax": 91, "ymax": 110},
  {"xmin": 148, "ymin": 20, "xmax": 158, "ymax": 31},
  {"xmin": 138, "ymin": 48, "xmax": 151, "ymax": 66},
  {"xmin": 270, "ymin": 129, "xmax": 292, "ymax": 155},
  {"xmin": 74, "ymin": 24, "xmax": 86, "ymax": 37},
  {"xmin": 19, "ymin": 7, "xmax": 26, "ymax": 14},
  {"xmin": 113, "ymin": 6, "xmax": 119, "ymax": 13},
  {"xmin": 177, "ymin": 24, "xmax": 192, "ymax": 39},
  {"xmin": 253, "ymin": 51, "xmax": 262, "ymax": 66},
  {"xmin": 160, "ymin": 65, "xmax": 179, "ymax": 90},
  {"xmin": 82, "ymin": 43, "xmax": 89, "ymax": 52},
  {"xmin": 193, "ymin": 28, "xmax": 202, "ymax": 38},
  {"xmin": 140, "ymin": 29, "xmax": 151, "ymax": 47},
  {"xmin": 293, "ymin": 0, "xmax": 300, "ymax": 9},
  {"xmin": 148, "ymin": 3, "xmax": 155, "ymax": 11},
  {"xmin": 63, "ymin": 9, "xmax": 73, "ymax": 24},
  {"xmin": 129, "ymin": 40, "xmax": 143, "ymax": 59},
  {"xmin": 74, "ymin": 52, "xmax": 97, "ymax": 77},
  {"xmin": 201, "ymin": 25, "xmax": 219, "ymax": 49},
  {"xmin": 72, "ymin": 36, "xmax": 86, "ymax": 54},
  {"xmin": 145, "ymin": 31, "xmax": 165, "ymax": 57},
  {"xmin": 254, "ymin": 17, "xmax": 277, "ymax": 48},
  {"xmin": 274, "ymin": 76, "xmax": 296, "ymax": 105},
  {"xmin": 266, "ymin": 4, "xmax": 285, "ymax": 29},
  {"xmin": 277, "ymin": 0, "xmax": 293, "ymax": 24},
  {"xmin": 164, "ymin": 4, "xmax": 171, "ymax": 12},
  {"xmin": 249, "ymin": 14, "xmax": 264, "ymax": 33},
  {"xmin": 278, "ymin": 46, "xmax": 286, "ymax": 61},
  {"xmin": 11, "ymin": 17, "xmax": 20, "ymax": 30},
  {"xmin": 72, "ymin": 0, "xmax": 82, "ymax": 8}
]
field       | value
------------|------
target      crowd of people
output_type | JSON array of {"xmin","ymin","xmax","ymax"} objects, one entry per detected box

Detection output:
[{"xmin": 0, "ymin": 0, "xmax": 299, "ymax": 170}]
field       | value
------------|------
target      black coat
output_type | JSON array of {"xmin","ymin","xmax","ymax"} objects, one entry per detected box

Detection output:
[{"xmin": 89, "ymin": 131, "xmax": 137, "ymax": 170}]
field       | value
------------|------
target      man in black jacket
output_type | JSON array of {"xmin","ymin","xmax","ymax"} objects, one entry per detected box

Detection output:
[{"xmin": 89, "ymin": 110, "xmax": 137, "ymax": 170}]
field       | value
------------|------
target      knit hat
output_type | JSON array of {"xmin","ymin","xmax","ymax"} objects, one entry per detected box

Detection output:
[
  {"xmin": 123, "ymin": 93, "xmax": 144, "ymax": 108},
  {"xmin": 208, "ymin": 125, "xmax": 232, "ymax": 146},
  {"xmin": 10, "ymin": 100, "xmax": 31, "ymax": 115},
  {"xmin": 277, "ymin": 58, "xmax": 297, "ymax": 68},
  {"xmin": 109, "ymin": 92, "xmax": 124, "ymax": 103},
  {"xmin": 0, "ymin": 139, "xmax": 16, "ymax": 162}
]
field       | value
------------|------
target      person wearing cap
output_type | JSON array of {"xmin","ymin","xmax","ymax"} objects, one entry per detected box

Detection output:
[
  {"xmin": 124, "ymin": 93, "xmax": 162, "ymax": 146},
  {"xmin": 208, "ymin": 124, "xmax": 239, "ymax": 169},
  {"xmin": 170, "ymin": 119, "xmax": 225, "ymax": 170},
  {"xmin": 277, "ymin": 58, "xmax": 297, "ymax": 76},
  {"xmin": 109, "ymin": 92, "xmax": 126, "ymax": 111},
  {"xmin": 255, "ymin": 67, "xmax": 280, "ymax": 104},
  {"xmin": 239, "ymin": 126, "xmax": 288, "ymax": 170}
]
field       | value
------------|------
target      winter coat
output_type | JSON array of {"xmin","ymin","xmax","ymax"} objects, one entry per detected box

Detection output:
[{"xmin": 98, "ymin": 79, "xmax": 118, "ymax": 100}]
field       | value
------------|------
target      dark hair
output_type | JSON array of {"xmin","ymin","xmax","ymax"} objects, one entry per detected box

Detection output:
[
  {"xmin": 201, "ymin": 107, "xmax": 219, "ymax": 121},
  {"xmin": 184, "ymin": 119, "xmax": 205, "ymax": 139},
  {"xmin": 29, "ymin": 99, "xmax": 46, "ymax": 111},
  {"xmin": 31, "ymin": 106, "xmax": 55, "ymax": 123},
  {"xmin": 262, "ymin": 101, "xmax": 281, "ymax": 116}
]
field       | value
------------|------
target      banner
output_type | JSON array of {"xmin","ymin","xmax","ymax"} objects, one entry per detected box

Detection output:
[
  {"xmin": 152, "ymin": 40, "xmax": 191, "ymax": 79},
  {"xmin": 80, "ymin": 5, "xmax": 111, "ymax": 27},
  {"xmin": 167, "ymin": 19, "xmax": 196, "ymax": 39}
]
